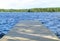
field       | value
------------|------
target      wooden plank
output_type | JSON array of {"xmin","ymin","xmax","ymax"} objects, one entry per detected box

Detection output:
[{"xmin": 0, "ymin": 20, "xmax": 59, "ymax": 41}]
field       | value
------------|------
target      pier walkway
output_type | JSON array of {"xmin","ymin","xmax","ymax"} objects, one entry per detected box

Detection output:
[{"xmin": 0, "ymin": 20, "xmax": 59, "ymax": 41}]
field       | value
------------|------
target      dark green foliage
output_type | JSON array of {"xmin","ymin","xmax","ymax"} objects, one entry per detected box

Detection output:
[
  {"xmin": 28, "ymin": 9, "xmax": 31, "ymax": 12},
  {"xmin": 0, "ymin": 8, "xmax": 60, "ymax": 12}
]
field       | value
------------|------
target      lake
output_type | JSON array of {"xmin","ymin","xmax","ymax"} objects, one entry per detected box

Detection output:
[{"xmin": 0, "ymin": 12, "xmax": 60, "ymax": 38}]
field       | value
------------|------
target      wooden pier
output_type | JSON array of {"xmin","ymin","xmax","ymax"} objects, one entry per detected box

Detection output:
[{"xmin": 0, "ymin": 20, "xmax": 59, "ymax": 41}]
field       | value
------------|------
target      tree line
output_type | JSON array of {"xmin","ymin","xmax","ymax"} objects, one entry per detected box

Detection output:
[{"xmin": 0, "ymin": 8, "xmax": 60, "ymax": 12}]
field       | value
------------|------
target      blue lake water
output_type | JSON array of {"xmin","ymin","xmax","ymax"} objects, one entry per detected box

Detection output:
[{"xmin": 0, "ymin": 12, "xmax": 60, "ymax": 38}]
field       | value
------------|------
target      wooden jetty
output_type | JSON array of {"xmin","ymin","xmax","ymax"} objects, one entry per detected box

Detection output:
[{"xmin": 0, "ymin": 20, "xmax": 59, "ymax": 41}]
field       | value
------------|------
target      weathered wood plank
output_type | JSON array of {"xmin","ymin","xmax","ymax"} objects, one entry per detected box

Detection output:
[{"xmin": 0, "ymin": 20, "xmax": 59, "ymax": 41}]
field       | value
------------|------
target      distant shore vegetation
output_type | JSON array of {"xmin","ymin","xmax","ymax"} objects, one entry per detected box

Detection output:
[{"xmin": 0, "ymin": 8, "xmax": 60, "ymax": 12}]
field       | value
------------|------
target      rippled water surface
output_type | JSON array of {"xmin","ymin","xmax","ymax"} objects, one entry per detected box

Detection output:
[{"xmin": 0, "ymin": 12, "xmax": 60, "ymax": 38}]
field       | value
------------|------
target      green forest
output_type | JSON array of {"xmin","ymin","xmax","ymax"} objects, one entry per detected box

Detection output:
[{"xmin": 0, "ymin": 8, "xmax": 60, "ymax": 12}]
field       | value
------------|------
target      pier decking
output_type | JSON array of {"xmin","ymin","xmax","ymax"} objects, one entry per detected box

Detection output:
[{"xmin": 0, "ymin": 20, "xmax": 59, "ymax": 41}]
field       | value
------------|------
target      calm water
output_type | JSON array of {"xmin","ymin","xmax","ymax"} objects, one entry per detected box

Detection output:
[{"xmin": 0, "ymin": 12, "xmax": 60, "ymax": 38}]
